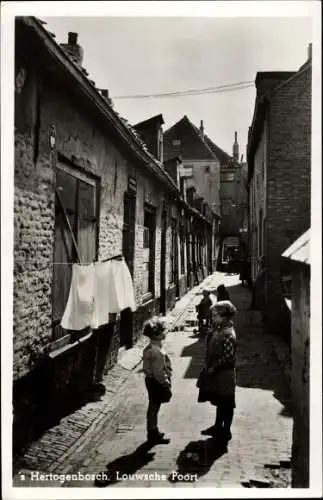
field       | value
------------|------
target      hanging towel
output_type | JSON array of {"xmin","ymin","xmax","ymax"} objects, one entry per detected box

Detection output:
[
  {"xmin": 91, "ymin": 260, "xmax": 116, "ymax": 329},
  {"xmin": 61, "ymin": 263, "xmax": 95, "ymax": 331},
  {"xmin": 112, "ymin": 258, "xmax": 136, "ymax": 313},
  {"xmin": 91, "ymin": 258, "xmax": 136, "ymax": 329}
]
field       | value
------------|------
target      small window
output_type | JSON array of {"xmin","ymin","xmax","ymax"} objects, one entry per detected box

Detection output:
[
  {"xmin": 183, "ymin": 166, "xmax": 193, "ymax": 178},
  {"xmin": 205, "ymin": 165, "xmax": 210, "ymax": 173},
  {"xmin": 172, "ymin": 139, "xmax": 181, "ymax": 146},
  {"xmin": 221, "ymin": 172, "xmax": 235, "ymax": 182},
  {"xmin": 169, "ymin": 218, "xmax": 178, "ymax": 284},
  {"xmin": 142, "ymin": 206, "xmax": 156, "ymax": 297},
  {"xmin": 143, "ymin": 227, "xmax": 150, "ymax": 248}
]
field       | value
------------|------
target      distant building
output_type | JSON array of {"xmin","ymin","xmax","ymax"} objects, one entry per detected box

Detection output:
[
  {"xmin": 205, "ymin": 132, "xmax": 248, "ymax": 264},
  {"xmin": 163, "ymin": 116, "xmax": 222, "ymax": 271},
  {"xmin": 247, "ymin": 46, "xmax": 312, "ymax": 340},
  {"xmin": 163, "ymin": 116, "xmax": 221, "ymax": 217},
  {"xmin": 282, "ymin": 229, "xmax": 310, "ymax": 488}
]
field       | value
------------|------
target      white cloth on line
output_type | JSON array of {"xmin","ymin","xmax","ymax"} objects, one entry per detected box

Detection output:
[
  {"xmin": 61, "ymin": 258, "xmax": 136, "ymax": 331},
  {"xmin": 91, "ymin": 258, "xmax": 136, "ymax": 329},
  {"xmin": 60, "ymin": 263, "xmax": 95, "ymax": 331}
]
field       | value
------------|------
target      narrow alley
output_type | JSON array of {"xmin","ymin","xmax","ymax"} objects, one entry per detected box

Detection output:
[{"xmin": 14, "ymin": 272, "xmax": 293, "ymax": 489}]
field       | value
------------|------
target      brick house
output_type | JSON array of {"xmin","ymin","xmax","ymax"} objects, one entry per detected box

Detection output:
[
  {"xmin": 13, "ymin": 17, "xmax": 210, "ymax": 453},
  {"xmin": 247, "ymin": 47, "xmax": 311, "ymax": 340},
  {"xmin": 133, "ymin": 116, "xmax": 216, "ymax": 299},
  {"xmin": 282, "ymin": 229, "xmax": 310, "ymax": 487},
  {"xmin": 162, "ymin": 156, "xmax": 216, "ymax": 294},
  {"xmin": 164, "ymin": 116, "xmax": 221, "ymax": 214},
  {"xmin": 163, "ymin": 116, "xmax": 221, "ymax": 272}
]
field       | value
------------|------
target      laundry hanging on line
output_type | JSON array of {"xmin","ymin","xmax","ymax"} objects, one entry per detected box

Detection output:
[
  {"xmin": 91, "ymin": 259, "xmax": 136, "ymax": 329},
  {"xmin": 61, "ymin": 258, "xmax": 136, "ymax": 331},
  {"xmin": 60, "ymin": 263, "xmax": 95, "ymax": 331}
]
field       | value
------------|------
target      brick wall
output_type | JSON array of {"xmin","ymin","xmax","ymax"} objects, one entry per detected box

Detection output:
[
  {"xmin": 14, "ymin": 57, "xmax": 180, "ymax": 373},
  {"xmin": 249, "ymin": 128, "xmax": 267, "ymax": 279},
  {"xmin": 266, "ymin": 65, "xmax": 311, "ymax": 336},
  {"xmin": 14, "ymin": 65, "xmax": 132, "ymax": 379},
  {"xmin": 13, "ymin": 54, "xmax": 177, "ymax": 451}
]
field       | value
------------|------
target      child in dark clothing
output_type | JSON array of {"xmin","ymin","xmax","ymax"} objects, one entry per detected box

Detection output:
[
  {"xmin": 142, "ymin": 317, "xmax": 172, "ymax": 444},
  {"xmin": 217, "ymin": 284, "xmax": 230, "ymax": 301},
  {"xmin": 196, "ymin": 290, "xmax": 213, "ymax": 337}
]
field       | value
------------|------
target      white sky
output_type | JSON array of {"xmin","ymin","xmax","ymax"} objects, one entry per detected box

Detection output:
[{"xmin": 42, "ymin": 15, "xmax": 312, "ymax": 157}]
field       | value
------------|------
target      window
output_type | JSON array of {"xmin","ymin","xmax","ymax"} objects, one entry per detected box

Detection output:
[
  {"xmin": 53, "ymin": 166, "xmax": 99, "ymax": 340},
  {"xmin": 143, "ymin": 227, "xmax": 150, "ymax": 248},
  {"xmin": 179, "ymin": 176, "xmax": 185, "ymax": 196},
  {"xmin": 157, "ymin": 128, "xmax": 163, "ymax": 163},
  {"xmin": 172, "ymin": 139, "xmax": 181, "ymax": 146},
  {"xmin": 123, "ymin": 191, "xmax": 136, "ymax": 277},
  {"xmin": 142, "ymin": 205, "xmax": 156, "ymax": 298},
  {"xmin": 170, "ymin": 218, "xmax": 178, "ymax": 283},
  {"xmin": 181, "ymin": 165, "xmax": 193, "ymax": 178},
  {"xmin": 179, "ymin": 224, "xmax": 185, "ymax": 275},
  {"xmin": 259, "ymin": 209, "xmax": 263, "ymax": 257},
  {"xmin": 221, "ymin": 172, "xmax": 235, "ymax": 182},
  {"xmin": 205, "ymin": 165, "xmax": 210, "ymax": 173}
]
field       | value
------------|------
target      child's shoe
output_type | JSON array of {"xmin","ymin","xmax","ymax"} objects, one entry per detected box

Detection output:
[
  {"xmin": 218, "ymin": 430, "xmax": 232, "ymax": 444},
  {"xmin": 147, "ymin": 429, "xmax": 170, "ymax": 444},
  {"xmin": 201, "ymin": 424, "xmax": 222, "ymax": 437}
]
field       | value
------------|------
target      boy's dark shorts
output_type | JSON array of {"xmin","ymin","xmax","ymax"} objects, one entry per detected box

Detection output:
[{"xmin": 145, "ymin": 377, "xmax": 172, "ymax": 403}]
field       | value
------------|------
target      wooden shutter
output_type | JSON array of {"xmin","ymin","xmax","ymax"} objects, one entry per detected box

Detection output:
[
  {"xmin": 52, "ymin": 170, "xmax": 77, "ymax": 326},
  {"xmin": 52, "ymin": 168, "xmax": 98, "ymax": 339},
  {"xmin": 77, "ymin": 180, "xmax": 97, "ymax": 263}
]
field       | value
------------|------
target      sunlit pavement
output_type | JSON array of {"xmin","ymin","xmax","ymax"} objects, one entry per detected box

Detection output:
[{"xmin": 59, "ymin": 272, "xmax": 293, "ymax": 488}]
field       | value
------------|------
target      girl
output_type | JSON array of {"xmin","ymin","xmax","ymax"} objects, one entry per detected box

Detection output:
[
  {"xmin": 216, "ymin": 284, "xmax": 230, "ymax": 301},
  {"xmin": 197, "ymin": 300, "xmax": 237, "ymax": 444},
  {"xmin": 142, "ymin": 317, "xmax": 172, "ymax": 444}
]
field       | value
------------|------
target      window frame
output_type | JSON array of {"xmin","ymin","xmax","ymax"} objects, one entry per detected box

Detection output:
[
  {"xmin": 52, "ymin": 163, "xmax": 100, "ymax": 342},
  {"xmin": 142, "ymin": 203, "xmax": 156, "ymax": 301}
]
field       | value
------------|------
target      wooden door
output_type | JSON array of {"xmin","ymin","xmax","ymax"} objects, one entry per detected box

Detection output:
[
  {"xmin": 160, "ymin": 207, "xmax": 167, "ymax": 314},
  {"xmin": 120, "ymin": 191, "xmax": 136, "ymax": 348}
]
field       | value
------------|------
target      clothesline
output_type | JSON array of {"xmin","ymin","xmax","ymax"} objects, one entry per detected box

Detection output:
[{"xmin": 15, "ymin": 255, "xmax": 124, "ymax": 266}]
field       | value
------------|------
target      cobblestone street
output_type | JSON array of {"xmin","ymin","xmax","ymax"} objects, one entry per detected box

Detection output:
[{"xmin": 14, "ymin": 272, "xmax": 293, "ymax": 489}]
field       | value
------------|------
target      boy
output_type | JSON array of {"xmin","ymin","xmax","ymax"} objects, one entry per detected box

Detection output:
[
  {"xmin": 196, "ymin": 289, "xmax": 213, "ymax": 336},
  {"xmin": 142, "ymin": 317, "xmax": 172, "ymax": 444}
]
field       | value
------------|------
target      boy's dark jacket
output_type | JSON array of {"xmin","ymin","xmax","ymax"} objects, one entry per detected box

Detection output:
[{"xmin": 196, "ymin": 296, "xmax": 213, "ymax": 318}]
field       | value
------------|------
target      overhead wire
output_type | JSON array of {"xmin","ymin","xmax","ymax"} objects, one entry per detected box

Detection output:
[{"xmin": 112, "ymin": 80, "xmax": 254, "ymax": 99}]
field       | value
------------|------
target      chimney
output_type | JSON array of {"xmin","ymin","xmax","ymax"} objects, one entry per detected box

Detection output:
[
  {"xmin": 60, "ymin": 32, "xmax": 84, "ymax": 67},
  {"xmin": 99, "ymin": 89, "xmax": 113, "ymax": 106},
  {"xmin": 233, "ymin": 131, "xmax": 239, "ymax": 161},
  {"xmin": 199, "ymin": 120, "xmax": 204, "ymax": 140},
  {"xmin": 100, "ymin": 89, "xmax": 109, "ymax": 99},
  {"xmin": 308, "ymin": 43, "xmax": 312, "ymax": 60},
  {"xmin": 68, "ymin": 32, "xmax": 78, "ymax": 45}
]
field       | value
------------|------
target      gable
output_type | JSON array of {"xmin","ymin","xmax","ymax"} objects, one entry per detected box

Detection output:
[{"xmin": 164, "ymin": 117, "xmax": 216, "ymax": 161}]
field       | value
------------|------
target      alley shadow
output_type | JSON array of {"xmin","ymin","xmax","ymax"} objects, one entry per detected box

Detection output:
[
  {"xmin": 181, "ymin": 339, "xmax": 206, "ymax": 379},
  {"xmin": 180, "ymin": 278, "xmax": 292, "ymax": 417},
  {"xmin": 94, "ymin": 441, "xmax": 156, "ymax": 487},
  {"xmin": 168, "ymin": 438, "xmax": 227, "ymax": 483}
]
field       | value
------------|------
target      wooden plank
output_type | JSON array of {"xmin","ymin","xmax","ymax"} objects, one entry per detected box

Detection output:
[
  {"xmin": 77, "ymin": 180, "xmax": 96, "ymax": 263},
  {"xmin": 55, "ymin": 188, "xmax": 81, "ymax": 263}
]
